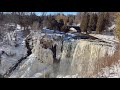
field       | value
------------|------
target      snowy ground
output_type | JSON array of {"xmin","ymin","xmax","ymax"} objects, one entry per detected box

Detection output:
[
  {"xmin": 90, "ymin": 34, "xmax": 119, "ymax": 44},
  {"xmin": 0, "ymin": 29, "xmax": 27, "ymax": 75}
]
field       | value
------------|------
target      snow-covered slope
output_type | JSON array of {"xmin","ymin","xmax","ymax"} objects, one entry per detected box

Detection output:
[{"xmin": 0, "ymin": 30, "xmax": 27, "ymax": 75}]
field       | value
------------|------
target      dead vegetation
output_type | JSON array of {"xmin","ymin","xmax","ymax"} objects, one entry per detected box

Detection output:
[
  {"xmin": 40, "ymin": 37, "xmax": 54, "ymax": 49},
  {"xmin": 90, "ymin": 44, "xmax": 120, "ymax": 77}
]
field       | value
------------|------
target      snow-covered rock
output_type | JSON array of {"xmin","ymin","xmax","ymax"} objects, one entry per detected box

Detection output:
[
  {"xmin": 16, "ymin": 24, "xmax": 21, "ymax": 30},
  {"xmin": 0, "ymin": 28, "xmax": 119, "ymax": 78},
  {"xmin": 90, "ymin": 34, "xmax": 119, "ymax": 44},
  {"xmin": 69, "ymin": 27, "xmax": 77, "ymax": 33},
  {"xmin": 9, "ymin": 33, "xmax": 54, "ymax": 78},
  {"xmin": 9, "ymin": 54, "xmax": 53, "ymax": 78},
  {"xmin": 0, "ymin": 30, "xmax": 27, "ymax": 75}
]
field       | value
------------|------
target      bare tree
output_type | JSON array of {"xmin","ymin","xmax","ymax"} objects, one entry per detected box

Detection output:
[
  {"xmin": 41, "ymin": 12, "xmax": 47, "ymax": 16},
  {"xmin": 40, "ymin": 12, "xmax": 47, "ymax": 29},
  {"xmin": 75, "ymin": 12, "xmax": 81, "ymax": 25},
  {"xmin": 32, "ymin": 21, "xmax": 40, "ymax": 30}
]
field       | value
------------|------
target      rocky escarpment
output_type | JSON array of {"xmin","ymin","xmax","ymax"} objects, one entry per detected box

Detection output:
[
  {"xmin": 0, "ymin": 29, "xmax": 118, "ymax": 78},
  {"xmin": 8, "ymin": 30, "xmax": 119, "ymax": 78},
  {"xmin": 9, "ymin": 32, "xmax": 54, "ymax": 78}
]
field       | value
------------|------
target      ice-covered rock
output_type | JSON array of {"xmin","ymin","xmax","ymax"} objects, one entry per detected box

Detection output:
[
  {"xmin": 57, "ymin": 39, "xmax": 118, "ymax": 77},
  {"xmin": 9, "ymin": 54, "xmax": 53, "ymax": 78},
  {"xmin": 9, "ymin": 30, "xmax": 118, "ymax": 78},
  {"xmin": 9, "ymin": 34, "xmax": 54, "ymax": 78},
  {"xmin": 69, "ymin": 27, "xmax": 77, "ymax": 33},
  {"xmin": 1, "ymin": 28, "xmax": 119, "ymax": 78},
  {"xmin": 0, "ymin": 30, "xmax": 27, "ymax": 75}
]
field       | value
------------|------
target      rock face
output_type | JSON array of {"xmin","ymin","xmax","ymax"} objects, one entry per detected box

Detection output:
[
  {"xmin": 9, "ymin": 54, "xmax": 53, "ymax": 78},
  {"xmin": 0, "ymin": 29, "xmax": 119, "ymax": 78},
  {"xmin": 9, "ymin": 32, "xmax": 54, "ymax": 78}
]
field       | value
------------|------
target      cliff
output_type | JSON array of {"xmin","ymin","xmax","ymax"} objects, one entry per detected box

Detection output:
[
  {"xmin": 0, "ymin": 29, "xmax": 119, "ymax": 78},
  {"xmin": 8, "ymin": 30, "xmax": 118, "ymax": 78}
]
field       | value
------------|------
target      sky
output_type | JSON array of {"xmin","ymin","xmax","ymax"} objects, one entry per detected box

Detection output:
[{"xmin": 35, "ymin": 12, "xmax": 78, "ymax": 16}]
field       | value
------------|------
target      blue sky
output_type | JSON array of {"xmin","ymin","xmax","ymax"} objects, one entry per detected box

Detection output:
[{"xmin": 35, "ymin": 12, "xmax": 77, "ymax": 16}]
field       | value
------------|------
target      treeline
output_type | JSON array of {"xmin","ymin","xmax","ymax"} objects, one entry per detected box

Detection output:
[
  {"xmin": 0, "ymin": 12, "xmax": 76, "ymax": 32},
  {"xmin": 80, "ymin": 12, "xmax": 114, "ymax": 34},
  {"xmin": 0, "ymin": 12, "xmax": 115, "ymax": 34}
]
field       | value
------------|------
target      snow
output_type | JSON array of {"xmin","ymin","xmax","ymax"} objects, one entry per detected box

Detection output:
[
  {"xmin": 56, "ymin": 74, "xmax": 80, "ymax": 78},
  {"xmin": 0, "ymin": 44, "xmax": 27, "ymax": 74},
  {"xmin": 0, "ymin": 29, "xmax": 27, "ymax": 75},
  {"xmin": 1, "ymin": 26, "xmax": 119, "ymax": 78},
  {"xmin": 5, "ymin": 23, "xmax": 15, "ymax": 27},
  {"xmin": 90, "ymin": 34, "xmax": 119, "ymax": 44},
  {"xmin": 31, "ymin": 73, "xmax": 43, "ymax": 78},
  {"xmin": 9, "ymin": 53, "xmax": 53, "ymax": 78},
  {"xmin": 16, "ymin": 24, "xmax": 21, "ymax": 30},
  {"xmin": 96, "ymin": 60, "xmax": 120, "ymax": 78},
  {"xmin": 69, "ymin": 27, "xmax": 77, "ymax": 32},
  {"xmin": 108, "ymin": 24, "xmax": 116, "ymax": 31},
  {"xmin": 76, "ymin": 23, "xmax": 80, "ymax": 26}
]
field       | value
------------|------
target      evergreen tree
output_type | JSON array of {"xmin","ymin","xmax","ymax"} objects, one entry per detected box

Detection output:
[
  {"xmin": 47, "ymin": 16, "xmax": 58, "ymax": 30},
  {"xmin": 96, "ymin": 12, "xmax": 112, "ymax": 34},
  {"xmin": 80, "ymin": 13, "xmax": 90, "ymax": 33},
  {"xmin": 68, "ymin": 17, "xmax": 74, "ymax": 25},
  {"xmin": 58, "ymin": 19, "xmax": 64, "ymax": 31},
  {"xmin": 96, "ymin": 13, "xmax": 105, "ymax": 34},
  {"xmin": 88, "ymin": 13, "xmax": 97, "ymax": 33},
  {"xmin": 103, "ymin": 12, "xmax": 111, "ymax": 30},
  {"xmin": 61, "ymin": 25, "xmax": 69, "ymax": 33}
]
